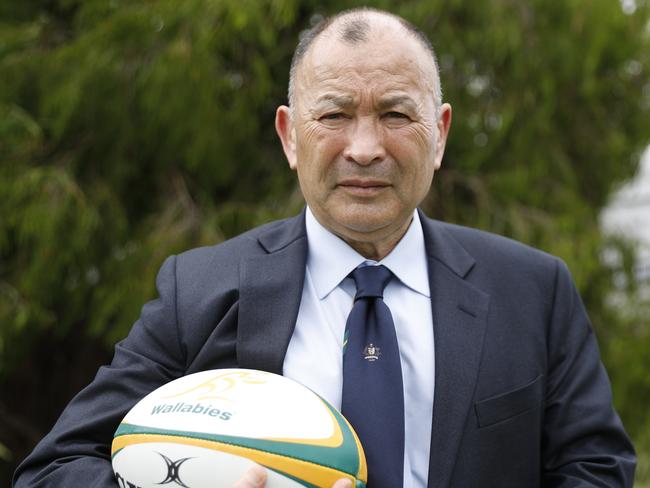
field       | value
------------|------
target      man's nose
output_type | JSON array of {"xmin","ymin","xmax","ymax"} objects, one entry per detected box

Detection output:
[{"xmin": 342, "ymin": 117, "xmax": 386, "ymax": 165}]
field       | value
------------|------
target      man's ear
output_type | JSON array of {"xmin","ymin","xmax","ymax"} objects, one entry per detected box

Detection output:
[
  {"xmin": 433, "ymin": 103, "xmax": 452, "ymax": 170},
  {"xmin": 275, "ymin": 106, "xmax": 298, "ymax": 170}
]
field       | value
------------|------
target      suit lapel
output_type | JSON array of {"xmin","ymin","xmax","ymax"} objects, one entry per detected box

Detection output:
[
  {"xmin": 237, "ymin": 213, "xmax": 308, "ymax": 375},
  {"xmin": 421, "ymin": 215, "xmax": 490, "ymax": 488}
]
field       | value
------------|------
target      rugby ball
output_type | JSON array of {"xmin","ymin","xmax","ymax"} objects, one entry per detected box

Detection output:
[{"xmin": 112, "ymin": 368, "xmax": 367, "ymax": 487}]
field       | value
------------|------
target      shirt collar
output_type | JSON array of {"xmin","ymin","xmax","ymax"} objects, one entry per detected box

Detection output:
[{"xmin": 305, "ymin": 207, "xmax": 430, "ymax": 299}]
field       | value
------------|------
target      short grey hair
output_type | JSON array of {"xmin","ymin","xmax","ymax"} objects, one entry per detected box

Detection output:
[{"xmin": 287, "ymin": 7, "xmax": 443, "ymax": 116}]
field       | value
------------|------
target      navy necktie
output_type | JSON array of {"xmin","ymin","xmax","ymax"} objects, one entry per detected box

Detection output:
[{"xmin": 341, "ymin": 265, "xmax": 405, "ymax": 488}]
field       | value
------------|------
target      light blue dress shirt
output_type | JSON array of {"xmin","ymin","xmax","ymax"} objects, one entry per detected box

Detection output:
[{"xmin": 283, "ymin": 207, "xmax": 435, "ymax": 488}]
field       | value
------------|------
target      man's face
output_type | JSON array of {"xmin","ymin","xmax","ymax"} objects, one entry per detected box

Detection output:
[{"xmin": 276, "ymin": 23, "xmax": 451, "ymax": 251}]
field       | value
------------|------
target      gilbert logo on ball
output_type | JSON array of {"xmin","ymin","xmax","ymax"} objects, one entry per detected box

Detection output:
[{"xmin": 111, "ymin": 369, "xmax": 367, "ymax": 488}]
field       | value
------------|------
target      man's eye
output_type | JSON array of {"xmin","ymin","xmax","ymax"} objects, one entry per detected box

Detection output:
[
  {"xmin": 384, "ymin": 111, "xmax": 409, "ymax": 119},
  {"xmin": 320, "ymin": 113, "xmax": 345, "ymax": 121}
]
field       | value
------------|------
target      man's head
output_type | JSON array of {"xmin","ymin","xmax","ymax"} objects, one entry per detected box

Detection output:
[
  {"xmin": 276, "ymin": 8, "xmax": 452, "ymax": 259},
  {"xmin": 287, "ymin": 9, "xmax": 444, "ymax": 118}
]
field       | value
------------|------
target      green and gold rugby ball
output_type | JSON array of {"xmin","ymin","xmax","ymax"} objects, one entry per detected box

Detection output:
[{"xmin": 112, "ymin": 368, "xmax": 367, "ymax": 488}]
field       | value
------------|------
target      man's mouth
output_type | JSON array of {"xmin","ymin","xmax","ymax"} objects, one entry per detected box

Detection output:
[{"xmin": 338, "ymin": 179, "xmax": 390, "ymax": 196}]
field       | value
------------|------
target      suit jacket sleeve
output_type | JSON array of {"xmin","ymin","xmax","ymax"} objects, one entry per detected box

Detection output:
[
  {"xmin": 541, "ymin": 259, "xmax": 635, "ymax": 487},
  {"xmin": 13, "ymin": 255, "xmax": 187, "ymax": 488}
]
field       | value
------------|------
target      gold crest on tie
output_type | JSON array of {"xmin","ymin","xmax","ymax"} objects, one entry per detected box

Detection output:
[{"xmin": 363, "ymin": 343, "xmax": 381, "ymax": 362}]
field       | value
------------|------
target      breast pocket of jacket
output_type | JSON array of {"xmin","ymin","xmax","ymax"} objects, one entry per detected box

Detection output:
[{"xmin": 475, "ymin": 374, "xmax": 544, "ymax": 428}]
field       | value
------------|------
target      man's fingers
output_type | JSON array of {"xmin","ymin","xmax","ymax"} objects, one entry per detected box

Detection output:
[
  {"xmin": 230, "ymin": 465, "xmax": 352, "ymax": 488},
  {"xmin": 231, "ymin": 465, "xmax": 267, "ymax": 488},
  {"xmin": 332, "ymin": 479, "xmax": 353, "ymax": 488}
]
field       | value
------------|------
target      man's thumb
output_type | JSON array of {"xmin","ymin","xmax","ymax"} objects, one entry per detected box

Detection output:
[{"xmin": 231, "ymin": 465, "xmax": 267, "ymax": 488}]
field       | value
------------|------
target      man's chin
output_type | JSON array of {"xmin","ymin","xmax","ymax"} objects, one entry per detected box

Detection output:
[{"xmin": 330, "ymin": 213, "xmax": 411, "ymax": 243}]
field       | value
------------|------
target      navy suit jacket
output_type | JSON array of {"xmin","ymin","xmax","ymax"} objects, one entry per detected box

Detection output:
[{"xmin": 14, "ymin": 211, "xmax": 636, "ymax": 487}]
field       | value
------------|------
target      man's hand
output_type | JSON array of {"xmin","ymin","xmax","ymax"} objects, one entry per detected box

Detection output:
[
  {"xmin": 232, "ymin": 465, "xmax": 353, "ymax": 488},
  {"xmin": 231, "ymin": 465, "xmax": 267, "ymax": 488}
]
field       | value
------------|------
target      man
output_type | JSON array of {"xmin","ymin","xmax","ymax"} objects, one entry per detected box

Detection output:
[{"xmin": 14, "ymin": 7, "xmax": 635, "ymax": 488}]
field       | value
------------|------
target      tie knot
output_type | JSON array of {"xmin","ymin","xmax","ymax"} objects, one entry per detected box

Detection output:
[{"xmin": 351, "ymin": 265, "xmax": 393, "ymax": 300}]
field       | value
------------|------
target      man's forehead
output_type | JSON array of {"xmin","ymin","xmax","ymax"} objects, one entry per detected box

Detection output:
[
  {"xmin": 313, "ymin": 92, "xmax": 421, "ymax": 111},
  {"xmin": 297, "ymin": 28, "xmax": 435, "ymax": 98}
]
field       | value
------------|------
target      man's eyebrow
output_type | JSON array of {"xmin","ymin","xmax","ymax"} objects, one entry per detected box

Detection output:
[
  {"xmin": 377, "ymin": 95, "xmax": 418, "ymax": 111},
  {"xmin": 314, "ymin": 94, "xmax": 355, "ymax": 108}
]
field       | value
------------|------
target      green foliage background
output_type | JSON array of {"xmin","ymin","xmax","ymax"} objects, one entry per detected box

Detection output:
[{"xmin": 1, "ymin": 0, "xmax": 649, "ymax": 484}]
